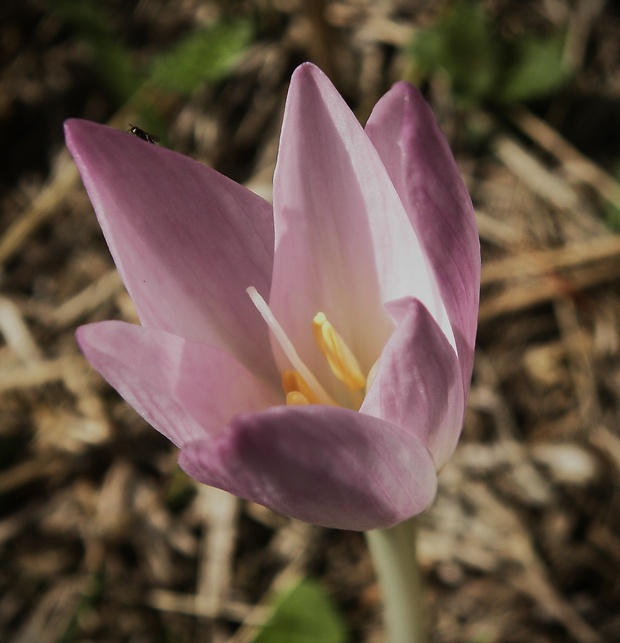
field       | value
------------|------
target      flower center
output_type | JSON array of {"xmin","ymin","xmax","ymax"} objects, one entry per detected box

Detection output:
[{"xmin": 247, "ymin": 287, "xmax": 368, "ymax": 409}]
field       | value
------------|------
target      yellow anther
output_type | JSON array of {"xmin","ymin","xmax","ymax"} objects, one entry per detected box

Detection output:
[
  {"xmin": 282, "ymin": 370, "xmax": 321, "ymax": 404},
  {"xmin": 312, "ymin": 312, "xmax": 366, "ymax": 391},
  {"xmin": 247, "ymin": 287, "xmax": 336, "ymax": 406},
  {"xmin": 286, "ymin": 391, "xmax": 310, "ymax": 406}
]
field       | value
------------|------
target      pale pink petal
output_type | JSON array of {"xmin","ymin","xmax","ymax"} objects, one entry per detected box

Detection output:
[
  {"xmin": 361, "ymin": 299, "xmax": 464, "ymax": 470},
  {"xmin": 76, "ymin": 321, "xmax": 281, "ymax": 447},
  {"xmin": 269, "ymin": 64, "xmax": 452, "ymax": 391},
  {"xmin": 65, "ymin": 119, "xmax": 277, "ymax": 382},
  {"xmin": 179, "ymin": 405, "xmax": 437, "ymax": 530},
  {"xmin": 365, "ymin": 84, "xmax": 480, "ymax": 396}
]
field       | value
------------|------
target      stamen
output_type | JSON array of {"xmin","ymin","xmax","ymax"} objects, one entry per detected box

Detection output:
[
  {"xmin": 286, "ymin": 391, "xmax": 310, "ymax": 406},
  {"xmin": 247, "ymin": 287, "xmax": 336, "ymax": 406},
  {"xmin": 282, "ymin": 370, "xmax": 320, "ymax": 404},
  {"xmin": 312, "ymin": 312, "xmax": 366, "ymax": 391}
]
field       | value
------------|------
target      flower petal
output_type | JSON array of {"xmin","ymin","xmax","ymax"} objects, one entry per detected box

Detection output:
[
  {"xmin": 65, "ymin": 119, "xmax": 277, "ymax": 382},
  {"xmin": 365, "ymin": 83, "xmax": 480, "ymax": 397},
  {"xmin": 178, "ymin": 405, "xmax": 437, "ymax": 531},
  {"xmin": 361, "ymin": 298, "xmax": 465, "ymax": 470},
  {"xmin": 76, "ymin": 321, "xmax": 281, "ymax": 447},
  {"xmin": 269, "ymin": 64, "xmax": 453, "ymax": 392}
]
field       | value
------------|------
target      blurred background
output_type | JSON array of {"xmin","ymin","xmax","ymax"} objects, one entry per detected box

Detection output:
[{"xmin": 1, "ymin": 0, "xmax": 620, "ymax": 641}]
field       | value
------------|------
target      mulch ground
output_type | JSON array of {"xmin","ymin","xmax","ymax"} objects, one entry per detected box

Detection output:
[{"xmin": 1, "ymin": 1, "xmax": 620, "ymax": 641}]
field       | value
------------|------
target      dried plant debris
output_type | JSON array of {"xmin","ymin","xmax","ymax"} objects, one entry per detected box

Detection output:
[{"xmin": 1, "ymin": 0, "xmax": 620, "ymax": 641}]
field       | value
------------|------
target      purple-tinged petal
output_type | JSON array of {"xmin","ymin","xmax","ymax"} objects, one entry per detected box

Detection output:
[
  {"xmin": 179, "ymin": 405, "xmax": 437, "ymax": 531},
  {"xmin": 76, "ymin": 321, "xmax": 281, "ymax": 448},
  {"xmin": 365, "ymin": 84, "xmax": 480, "ymax": 398},
  {"xmin": 65, "ymin": 119, "xmax": 277, "ymax": 382},
  {"xmin": 270, "ymin": 64, "xmax": 452, "ymax": 392},
  {"xmin": 361, "ymin": 299, "xmax": 464, "ymax": 470}
]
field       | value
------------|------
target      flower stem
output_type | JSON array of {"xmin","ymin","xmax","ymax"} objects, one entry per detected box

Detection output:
[{"xmin": 365, "ymin": 518, "xmax": 426, "ymax": 643}]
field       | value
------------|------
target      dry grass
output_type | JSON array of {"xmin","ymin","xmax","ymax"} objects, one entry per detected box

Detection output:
[{"xmin": 1, "ymin": 1, "xmax": 620, "ymax": 641}]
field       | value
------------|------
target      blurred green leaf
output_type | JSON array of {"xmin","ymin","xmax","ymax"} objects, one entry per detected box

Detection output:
[
  {"xmin": 50, "ymin": 0, "xmax": 139, "ymax": 101},
  {"xmin": 51, "ymin": 2, "xmax": 253, "ymax": 105},
  {"xmin": 408, "ymin": 1, "xmax": 569, "ymax": 105},
  {"xmin": 146, "ymin": 20, "xmax": 253, "ymax": 95},
  {"xmin": 409, "ymin": 2, "xmax": 500, "ymax": 103},
  {"xmin": 498, "ymin": 33, "xmax": 569, "ymax": 103},
  {"xmin": 251, "ymin": 579, "xmax": 347, "ymax": 643}
]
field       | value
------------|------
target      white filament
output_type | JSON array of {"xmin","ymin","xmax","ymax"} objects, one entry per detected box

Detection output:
[{"xmin": 246, "ymin": 287, "xmax": 336, "ymax": 406}]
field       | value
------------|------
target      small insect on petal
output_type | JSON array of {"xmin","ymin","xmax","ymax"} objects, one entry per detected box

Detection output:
[{"xmin": 128, "ymin": 124, "xmax": 160, "ymax": 144}]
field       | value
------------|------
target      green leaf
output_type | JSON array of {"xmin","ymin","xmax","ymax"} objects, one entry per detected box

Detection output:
[
  {"xmin": 49, "ymin": 0, "xmax": 139, "ymax": 101},
  {"xmin": 251, "ymin": 579, "xmax": 347, "ymax": 643},
  {"xmin": 408, "ymin": 2, "xmax": 501, "ymax": 103},
  {"xmin": 146, "ymin": 20, "xmax": 253, "ymax": 95},
  {"xmin": 498, "ymin": 32, "xmax": 569, "ymax": 103},
  {"xmin": 407, "ymin": 1, "xmax": 570, "ymax": 106}
]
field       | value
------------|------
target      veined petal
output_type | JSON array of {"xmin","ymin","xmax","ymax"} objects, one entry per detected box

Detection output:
[
  {"xmin": 365, "ymin": 84, "xmax": 480, "ymax": 397},
  {"xmin": 76, "ymin": 321, "xmax": 281, "ymax": 448},
  {"xmin": 65, "ymin": 119, "xmax": 277, "ymax": 382},
  {"xmin": 270, "ymin": 64, "xmax": 452, "ymax": 389},
  {"xmin": 179, "ymin": 405, "xmax": 437, "ymax": 531},
  {"xmin": 361, "ymin": 299, "xmax": 465, "ymax": 470}
]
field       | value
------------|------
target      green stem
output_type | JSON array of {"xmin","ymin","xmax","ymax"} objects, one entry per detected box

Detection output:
[{"xmin": 365, "ymin": 518, "xmax": 426, "ymax": 643}]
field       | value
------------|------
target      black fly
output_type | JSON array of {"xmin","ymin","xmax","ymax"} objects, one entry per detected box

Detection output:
[{"xmin": 128, "ymin": 124, "xmax": 160, "ymax": 144}]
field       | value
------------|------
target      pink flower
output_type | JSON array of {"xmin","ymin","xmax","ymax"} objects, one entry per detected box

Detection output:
[{"xmin": 65, "ymin": 64, "xmax": 479, "ymax": 531}]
